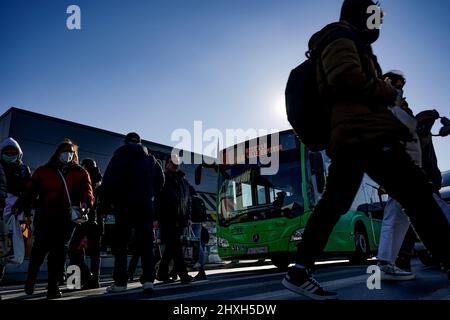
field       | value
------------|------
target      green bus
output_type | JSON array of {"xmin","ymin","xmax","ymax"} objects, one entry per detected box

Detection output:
[{"xmin": 196, "ymin": 130, "xmax": 386, "ymax": 270}]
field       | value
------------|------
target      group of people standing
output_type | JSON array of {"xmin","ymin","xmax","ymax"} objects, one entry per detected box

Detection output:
[{"xmin": 0, "ymin": 132, "xmax": 207, "ymax": 299}]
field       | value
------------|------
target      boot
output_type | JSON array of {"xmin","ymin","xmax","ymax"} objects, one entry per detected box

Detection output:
[
  {"xmin": 194, "ymin": 268, "xmax": 207, "ymax": 281},
  {"xmin": 83, "ymin": 274, "xmax": 100, "ymax": 289}
]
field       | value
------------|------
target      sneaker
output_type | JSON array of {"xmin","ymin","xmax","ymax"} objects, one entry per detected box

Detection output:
[
  {"xmin": 156, "ymin": 275, "xmax": 175, "ymax": 284},
  {"xmin": 281, "ymin": 267, "xmax": 338, "ymax": 300},
  {"xmin": 142, "ymin": 282, "xmax": 154, "ymax": 294},
  {"xmin": 83, "ymin": 277, "xmax": 100, "ymax": 290},
  {"xmin": 194, "ymin": 269, "xmax": 207, "ymax": 281},
  {"xmin": 180, "ymin": 275, "xmax": 193, "ymax": 284},
  {"xmin": 47, "ymin": 289, "xmax": 63, "ymax": 300},
  {"xmin": 395, "ymin": 255, "xmax": 412, "ymax": 272},
  {"xmin": 24, "ymin": 281, "xmax": 35, "ymax": 295},
  {"xmin": 379, "ymin": 263, "xmax": 415, "ymax": 281},
  {"xmin": 105, "ymin": 284, "xmax": 127, "ymax": 294}
]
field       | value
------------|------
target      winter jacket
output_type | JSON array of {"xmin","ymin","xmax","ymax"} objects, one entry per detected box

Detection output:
[
  {"xmin": 0, "ymin": 138, "xmax": 31, "ymax": 197},
  {"xmin": 0, "ymin": 163, "xmax": 6, "ymax": 208},
  {"xmin": 17, "ymin": 163, "xmax": 94, "ymax": 227},
  {"xmin": 101, "ymin": 144, "xmax": 164, "ymax": 216},
  {"xmin": 390, "ymin": 106, "xmax": 422, "ymax": 167},
  {"xmin": 309, "ymin": 21, "xmax": 411, "ymax": 157},
  {"xmin": 190, "ymin": 186, "xmax": 207, "ymax": 223},
  {"xmin": 156, "ymin": 170, "xmax": 192, "ymax": 230}
]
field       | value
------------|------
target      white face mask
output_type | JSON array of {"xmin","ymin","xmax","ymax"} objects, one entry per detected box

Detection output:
[{"xmin": 59, "ymin": 152, "xmax": 74, "ymax": 164}]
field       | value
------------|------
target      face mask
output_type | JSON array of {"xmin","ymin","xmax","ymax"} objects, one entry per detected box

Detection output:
[
  {"xmin": 59, "ymin": 152, "xmax": 74, "ymax": 164},
  {"xmin": 2, "ymin": 154, "xmax": 18, "ymax": 163}
]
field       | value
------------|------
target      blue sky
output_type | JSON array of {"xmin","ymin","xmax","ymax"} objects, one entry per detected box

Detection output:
[{"xmin": 1, "ymin": 0, "xmax": 450, "ymax": 170}]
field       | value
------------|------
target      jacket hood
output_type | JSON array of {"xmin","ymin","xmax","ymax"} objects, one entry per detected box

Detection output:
[
  {"xmin": 308, "ymin": 22, "xmax": 350, "ymax": 50},
  {"xmin": 0, "ymin": 137, "xmax": 23, "ymax": 160},
  {"xmin": 114, "ymin": 143, "xmax": 149, "ymax": 157},
  {"xmin": 340, "ymin": 0, "xmax": 377, "ymax": 30}
]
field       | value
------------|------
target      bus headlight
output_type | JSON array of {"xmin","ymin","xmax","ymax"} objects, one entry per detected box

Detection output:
[
  {"xmin": 218, "ymin": 237, "xmax": 230, "ymax": 248},
  {"xmin": 290, "ymin": 228, "xmax": 305, "ymax": 242}
]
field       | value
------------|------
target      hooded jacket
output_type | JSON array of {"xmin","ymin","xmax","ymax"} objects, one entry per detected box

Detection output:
[
  {"xmin": 309, "ymin": 14, "xmax": 411, "ymax": 156},
  {"xmin": 0, "ymin": 163, "xmax": 6, "ymax": 207},
  {"xmin": 0, "ymin": 138, "xmax": 32, "ymax": 197},
  {"xmin": 101, "ymin": 143, "xmax": 165, "ymax": 216}
]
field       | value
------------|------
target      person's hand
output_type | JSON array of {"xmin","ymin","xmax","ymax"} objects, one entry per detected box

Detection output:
[{"xmin": 81, "ymin": 203, "xmax": 90, "ymax": 214}]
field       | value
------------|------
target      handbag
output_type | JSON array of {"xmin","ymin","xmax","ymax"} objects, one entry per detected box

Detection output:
[
  {"xmin": 181, "ymin": 225, "xmax": 200, "ymax": 266},
  {"xmin": 57, "ymin": 170, "xmax": 88, "ymax": 225}
]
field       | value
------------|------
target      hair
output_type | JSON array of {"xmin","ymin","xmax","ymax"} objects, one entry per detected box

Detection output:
[
  {"xmin": 383, "ymin": 71, "xmax": 406, "ymax": 83},
  {"xmin": 47, "ymin": 138, "xmax": 79, "ymax": 167}
]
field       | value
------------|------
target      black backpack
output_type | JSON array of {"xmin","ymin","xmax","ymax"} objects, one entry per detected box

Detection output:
[
  {"xmin": 191, "ymin": 194, "xmax": 207, "ymax": 223},
  {"xmin": 285, "ymin": 26, "xmax": 362, "ymax": 152}
]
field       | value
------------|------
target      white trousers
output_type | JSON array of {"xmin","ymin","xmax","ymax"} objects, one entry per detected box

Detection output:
[{"xmin": 377, "ymin": 194, "xmax": 450, "ymax": 264}]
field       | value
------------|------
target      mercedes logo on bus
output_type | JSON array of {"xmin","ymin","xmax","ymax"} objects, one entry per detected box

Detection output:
[{"xmin": 252, "ymin": 234, "xmax": 260, "ymax": 243}]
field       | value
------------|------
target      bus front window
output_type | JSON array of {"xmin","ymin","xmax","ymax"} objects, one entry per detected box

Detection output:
[{"xmin": 218, "ymin": 149, "xmax": 304, "ymax": 226}]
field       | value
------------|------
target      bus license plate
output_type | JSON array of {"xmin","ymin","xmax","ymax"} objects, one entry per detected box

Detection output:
[{"xmin": 247, "ymin": 247, "xmax": 268, "ymax": 254}]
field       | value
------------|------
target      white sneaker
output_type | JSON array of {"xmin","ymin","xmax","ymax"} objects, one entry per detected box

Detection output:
[
  {"xmin": 379, "ymin": 263, "xmax": 415, "ymax": 281},
  {"xmin": 105, "ymin": 284, "xmax": 127, "ymax": 293},
  {"xmin": 142, "ymin": 282, "xmax": 154, "ymax": 293}
]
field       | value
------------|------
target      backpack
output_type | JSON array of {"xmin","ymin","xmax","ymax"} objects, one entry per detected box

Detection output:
[
  {"xmin": 191, "ymin": 194, "xmax": 207, "ymax": 223},
  {"xmin": 285, "ymin": 26, "xmax": 362, "ymax": 152}
]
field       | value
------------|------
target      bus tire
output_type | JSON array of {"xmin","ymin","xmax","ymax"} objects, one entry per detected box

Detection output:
[
  {"xmin": 349, "ymin": 224, "xmax": 370, "ymax": 264},
  {"xmin": 271, "ymin": 256, "xmax": 290, "ymax": 271}
]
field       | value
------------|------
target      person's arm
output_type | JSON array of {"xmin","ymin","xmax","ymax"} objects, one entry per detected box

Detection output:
[
  {"xmin": 153, "ymin": 157, "xmax": 165, "ymax": 194},
  {"xmin": 101, "ymin": 154, "xmax": 123, "ymax": 206},
  {"xmin": 0, "ymin": 164, "xmax": 7, "ymax": 209},
  {"xmin": 14, "ymin": 167, "xmax": 41, "ymax": 216},
  {"xmin": 321, "ymin": 38, "xmax": 397, "ymax": 106},
  {"xmin": 80, "ymin": 168, "xmax": 94, "ymax": 209}
]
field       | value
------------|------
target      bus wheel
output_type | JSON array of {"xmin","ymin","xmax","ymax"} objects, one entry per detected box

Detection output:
[
  {"xmin": 349, "ymin": 226, "xmax": 369, "ymax": 264},
  {"xmin": 271, "ymin": 256, "xmax": 290, "ymax": 271}
]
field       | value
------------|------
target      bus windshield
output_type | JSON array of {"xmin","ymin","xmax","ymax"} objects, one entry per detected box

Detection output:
[{"xmin": 218, "ymin": 148, "xmax": 304, "ymax": 226}]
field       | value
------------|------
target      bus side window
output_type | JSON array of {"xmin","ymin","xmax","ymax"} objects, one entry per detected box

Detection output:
[{"xmin": 310, "ymin": 152, "xmax": 326, "ymax": 194}]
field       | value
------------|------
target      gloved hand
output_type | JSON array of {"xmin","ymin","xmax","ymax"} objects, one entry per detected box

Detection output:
[{"xmin": 439, "ymin": 117, "xmax": 450, "ymax": 137}]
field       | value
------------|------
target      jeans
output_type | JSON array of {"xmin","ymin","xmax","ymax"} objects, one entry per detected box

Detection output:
[
  {"xmin": 296, "ymin": 143, "xmax": 450, "ymax": 269},
  {"xmin": 377, "ymin": 197, "xmax": 411, "ymax": 264},
  {"xmin": 191, "ymin": 223, "xmax": 206, "ymax": 267}
]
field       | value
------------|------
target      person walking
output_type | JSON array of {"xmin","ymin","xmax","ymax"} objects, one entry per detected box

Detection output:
[
  {"xmin": 282, "ymin": 0, "xmax": 450, "ymax": 300},
  {"xmin": 190, "ymin": 186, "xmax": 208, "ymax": 281},
  {"xmin": 155, "ymin": 154, "xmax": 193, "ymax": 284},
  {"xmin": 0, "ymin": 138, "xmax": 32, "ymax": 288},
  {"xmin": 376, "ymin": 71, "xmax": 419, "ymax": 280},
  {"xmin": 102, "ymin": 132, "xmax": 164, "ymax": 294},
  {"xmin": 68, "ymin": 158, "xmax": 104, "ymax": 289},
  {"xmin": 14, "ymin": 139, "xmax": 94, "ymax": 299}
]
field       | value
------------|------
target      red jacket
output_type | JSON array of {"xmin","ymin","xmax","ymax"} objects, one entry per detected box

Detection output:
[{"xmin": 20, "ymin": 163, "xmax": 94, "ymax": 225}]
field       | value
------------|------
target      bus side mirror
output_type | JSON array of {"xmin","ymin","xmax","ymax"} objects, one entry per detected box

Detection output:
[
  {"xmin": 310, "ymin": 152, "xmax": 325, "ymax": 194},
  {"xmin": 195, "ymin": 165, "xmax": 203, "ymax": 185}
]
